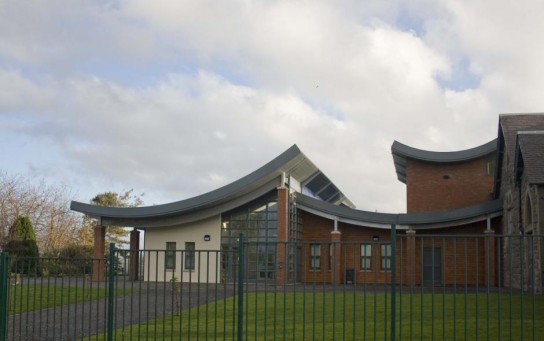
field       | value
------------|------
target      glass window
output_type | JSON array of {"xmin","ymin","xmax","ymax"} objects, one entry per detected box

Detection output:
[
  {"xmin": 485, "ymin": 158, "xmax": 495, "ymax": 176},
  {"xmin": 361, "ymin": 244, "xmax": 372, "ymax": 270},
  {"xmin": 310, "ymin": 244, "xmax": 321, "ymax": 270},
  {"xmin": 165, "ymin": 242, "xmax": 176, "ymax": 270},
  {"xmin": 381, "ymin": 244, "xmax": 391, "ymax": 271},
  {"xmin": 185, "ymin": 242, "xmax": 195, "ymax": 270},
  {"xmin": 220, "ymin": 195, "xmax": 279, "ymax": 282}
]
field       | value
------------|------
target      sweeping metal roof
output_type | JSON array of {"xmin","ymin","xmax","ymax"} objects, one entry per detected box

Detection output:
[
  {"xmin": 295, "ymin": 193, "xmax": 502, "ymax": 230},
  {"xmin": 70, "ymin": 144, "xmax": 354, "ymax": 227},
  {"xmin": 391, "ymin": 139, "xmax": 497, "ymax": 183}
]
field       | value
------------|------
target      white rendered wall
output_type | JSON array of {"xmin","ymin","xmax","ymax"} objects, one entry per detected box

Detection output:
[{"xmin": 143, "ymin": 215, "xmax": 221, "ymax": 283}]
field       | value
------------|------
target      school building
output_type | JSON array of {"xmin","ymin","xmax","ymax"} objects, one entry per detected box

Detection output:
[{"xmin": 71, "ymin": 113, "xmax": 544, "ymax": 290}]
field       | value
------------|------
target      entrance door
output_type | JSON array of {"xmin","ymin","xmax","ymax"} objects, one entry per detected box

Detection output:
[{"xmin": 423, "ymin": 247, "xmax": 441, "ymax": 286}]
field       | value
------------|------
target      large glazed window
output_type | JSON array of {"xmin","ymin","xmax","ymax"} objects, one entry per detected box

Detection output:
[{"xmin": 221, "ymin": 193, "xmax": 278, "ymax": 282}]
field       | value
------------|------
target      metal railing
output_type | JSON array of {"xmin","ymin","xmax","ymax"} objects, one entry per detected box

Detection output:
[{"xmin": 1, "ymin": 233, "xmax": 543, "ymax": 340}]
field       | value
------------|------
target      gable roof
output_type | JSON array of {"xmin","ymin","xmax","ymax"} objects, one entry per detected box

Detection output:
[
  {"xmin": 71, "ymin": 144, "xmax": 353, "ymax": 227},
  {"xmin": 391, "ymin": 140, "xmax": 497, "ymax": 183},
  {"xmin": 515, "ymin": 131, "xmax": 544, "ymax": 184},
  {"xmin": 494, "ymin": 113, "xmax": 544, "ymax": 196}
]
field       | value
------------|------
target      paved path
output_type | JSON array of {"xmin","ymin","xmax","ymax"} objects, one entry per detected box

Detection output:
[{"xmin": 6, "ymin": 280, "xmax": 235, "ymax": 341}]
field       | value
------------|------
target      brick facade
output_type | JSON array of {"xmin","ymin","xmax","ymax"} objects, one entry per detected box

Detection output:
[
  {"xmin": 300, "ymin": 210, "xmax": 500, "ymax": 286},
  {"xmin": 406, "ymin": 157, "xmax": 495, "ymax": 213}
]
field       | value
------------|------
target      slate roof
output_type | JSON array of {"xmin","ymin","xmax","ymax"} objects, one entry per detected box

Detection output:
[
  {"xmin": 494, "ymin": 113, "xmax": 544, "ymax": 196},
  {"xmin": 498, "ymin": 114, "xmax": 544, "ymax": 161},
  {"xmin": 515, "ymin": 132, "xmax": 544, "ymax": 184}
]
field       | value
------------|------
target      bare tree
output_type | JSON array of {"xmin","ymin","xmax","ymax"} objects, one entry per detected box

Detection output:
[{"xmin": 0, "ymin": 171, "xmax": 80, "ymax": 254}]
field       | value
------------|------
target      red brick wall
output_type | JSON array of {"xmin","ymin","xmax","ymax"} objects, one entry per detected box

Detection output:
[
  {"xmin": 415, "ymin": 223, "xmax": 498, "ymax": 287},
  {"xmin": 300, "ymin": 211, "xmax": 499, "ymax": 287},
  {"xmin": 406, "ymin": 157, "xmax": 494, "ymax": 213}
]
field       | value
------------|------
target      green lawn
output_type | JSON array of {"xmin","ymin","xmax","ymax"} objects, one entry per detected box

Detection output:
[
  {"xmin": 8, "ymin": 283, "xmax": 129, "ymax": 314},
  {"xmin": 98, "ymin": 291, "xmax": 544, "ymax": 340}
]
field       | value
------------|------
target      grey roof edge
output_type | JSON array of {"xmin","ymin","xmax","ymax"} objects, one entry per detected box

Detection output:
[
  {"xmin": 70, "ymin": 144, "xmax": 303, "ymax": 219},
  {"xmin": 295, "ymin": 193, "xmax": 502, "ymax": 228},
  {"xmin": 391, "ymin": 139, "xmax": 497, "ymax": 183}
]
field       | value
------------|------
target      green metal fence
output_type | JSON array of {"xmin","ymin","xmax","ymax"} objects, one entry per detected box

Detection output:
[{"xmin": 1, "ymin": 234, "xmax": 543, "ymax": 340}]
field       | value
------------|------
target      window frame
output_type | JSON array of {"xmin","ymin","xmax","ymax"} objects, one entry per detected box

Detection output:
[
  {"xmin": 381, "ymin": 243, "xmax": 392, "ymax": 271},
  {"xmin": 310, "ymin": 244, "xmax": 321, "ymax": 270},
  {"xmin": 165, "ymin": 242, "xmax": 176, "ymax": 270},
  {"xmin": 360, "ymin": 243, "xmax": 372, "ymax": 271},
  {"xmin": 184, "ymin": 242, "xmax": 196, "ymax": 271}
]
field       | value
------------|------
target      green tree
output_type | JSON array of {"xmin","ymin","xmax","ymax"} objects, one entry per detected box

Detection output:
[
  {"xmin": 5, "ymin": 216, "xmax": 40, "ymax": 274},
  {"xmin": 79, "ymin": 189, "xmax": 144, "ymax": 246},
  {"xmin": 10, "ymin": 215, "xmax": 37, "ymax": 241}
]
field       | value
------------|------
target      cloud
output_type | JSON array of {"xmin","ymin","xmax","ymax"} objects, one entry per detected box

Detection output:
[{"xmin": 1, "ymin": 0, "xmax": 543, "ymax": 214}]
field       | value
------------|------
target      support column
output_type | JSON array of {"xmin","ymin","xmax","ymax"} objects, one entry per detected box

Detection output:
[
  {"xmin": 406, "ymin": 228, "xmax": 416, "ymax": 287},
  {"xmin": 276, "ymin": 186, "xmax": 289, "ymax": 286},
  {"xmin": 484, "ymin": 229, "xmax": 496, "ymax": 287},
  {"xmin": 92, "ymin": 225, "xmax": 106, "ymax": 282},
  {"xmin": 331, "ymin": 230, "xmax": 342, "ymax": 284},
  {"xmin": 129, "ymin": 229, "xmax": 140, "ymax": 281}
]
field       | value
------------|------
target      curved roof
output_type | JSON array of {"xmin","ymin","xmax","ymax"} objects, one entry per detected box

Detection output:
[
  {"xmin": 391, "ymin": 139, "xmax": 497, "ymax": 183},
  {"xmin": 70, "ymin": 144, "xmax": 354, "ymax": 227},
  {"xmin": 295, "ymin": 193, "xmax": 502, "ymax": 230}
]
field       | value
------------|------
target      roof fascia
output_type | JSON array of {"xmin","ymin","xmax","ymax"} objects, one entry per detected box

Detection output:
[
  {"xmin": 71, "ymin": 144, "xmax": 303, "ymax": 220},
  {"xmin": 392, "ymin": 139, "xmax": 497, "ymax": 184},
  {"xmin": 295, "ymin": 193, "xmax": 502, "ymax": 230},
  {"xmin": 101, "ymin": 178, "xmax": 281, "ymax": 228}
]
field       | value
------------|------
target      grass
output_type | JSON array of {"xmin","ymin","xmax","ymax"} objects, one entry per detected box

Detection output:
[
  {"xmin": 97, "ymin": 291, "xmax": 544, "ymax": 340},
  {"xmin": 8, "ymin": 282, "xmax": 130, "ymax": 314}
]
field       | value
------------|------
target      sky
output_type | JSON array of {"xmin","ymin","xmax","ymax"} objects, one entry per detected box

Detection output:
[{"xmin": 1, "ymin": 0, "xmax": 544, "ymax": 214}]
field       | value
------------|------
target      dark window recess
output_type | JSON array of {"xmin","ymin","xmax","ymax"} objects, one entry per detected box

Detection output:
[
  {"xmin": 345, "ymin": 268, "xmax": 354, "ymax": 284},
  {"xmin": 165, "ymin": 242, "xmax": 176, "ymax": 270}
]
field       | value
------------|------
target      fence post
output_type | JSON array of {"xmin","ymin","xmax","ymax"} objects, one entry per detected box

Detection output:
[
  {"xmin": 107, "ymin": 243, "xmax": 116, "ymax": 341},
  {"xmin": 390, "ymin": 224, "xmax": 397, "ymax": 341},
  {"xmin": 0, "ymin": 252, "xmax": 9, "ymax": 341},
  {"xmin": 237, "ymin": 233, "xmax": 244, "ymax": 341}
]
